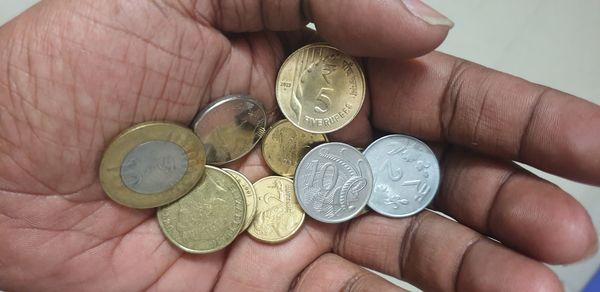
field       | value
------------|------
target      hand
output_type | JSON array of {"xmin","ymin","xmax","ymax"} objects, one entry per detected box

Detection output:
[{"xmin": 0, "ymin": 0, "xmax": 597, "ymax": 291}]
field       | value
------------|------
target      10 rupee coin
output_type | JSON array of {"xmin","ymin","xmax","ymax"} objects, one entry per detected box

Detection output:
[{"xmin": 99, "ymin": 122, "xmax": 205, "ymax": 209}]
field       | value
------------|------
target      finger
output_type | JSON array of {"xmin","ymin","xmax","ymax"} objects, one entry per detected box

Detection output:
[
  {"xmin": 433, "ymin": 147, "xmax": 597, "ymax": 264},
  {"xmin": 334, "ymin": 211, "xmax": 563, "ymax": 291},
  {"xmin": 196, "ymin": 0, "xmax": 451, "ymax": 59},
  {"xmin": 368, "ymin": 52, "xmax": 600, "ymax": 185},
  {"xmin": 291, "ymin": 253, "xmax": 406, "ymax": 292},
  {"xmin": 212, "ymin": 220, "xmax": 336, "ymax": 291}
]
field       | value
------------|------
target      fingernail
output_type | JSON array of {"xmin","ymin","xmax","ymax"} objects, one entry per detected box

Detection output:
[{"xmin": 402, "ymin": 0, "xmax": 454, "ymax": 28}]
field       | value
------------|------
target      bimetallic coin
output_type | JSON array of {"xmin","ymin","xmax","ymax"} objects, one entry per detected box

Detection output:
[
  {"xmin": 248, "ymin": 176, "xmax": 305, "ymax": 243},
  {"xmin": 262, "ymin": 119, "xmax": 328, "ymax": 177},
  {"xmin": 363, "ymin": 135, "xmax": 440, "ymax": 218},
  {"xmin": 224, "ymin": 168, "xmax": 257, "ymax": 233},
  {"xmin": 276, "ymin": 43, "xmax": 366, "ymax": 134},
  {"xmin": 100, "ymin": 122, "xmax": 205, "ymax": 209},
  {"xmin": 157, "ymin": 166, "xmax": 246, "ymax": 253},
  {"xmin": 294, "ymin": 142, "xmax": 373, "ymax": 223},
  {"xmin": 192, "ymin": 95, "xmax": 267, "ymax": 165}
]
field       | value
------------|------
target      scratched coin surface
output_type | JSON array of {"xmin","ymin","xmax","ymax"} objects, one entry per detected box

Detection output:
[
  {"xmin": 247, "ymin": 176, "xmax": 305, "ymax": 243},
  {"xmin": 224, "ymin": 168, "xmax": 257, "ymax": 233},
  {"xmin": 157, "ymin": 166, "xmax": 246, "ymax": 253},
  {"xmin": 100, "ymin": 122, "xmax": 205, "ymax": 209},
  {"xmin": 276, "ymin": 43, "xmax": 366, "ymax": 134},
  {"xmin": 192, "ymin": 95, "xmax": 267, "ymax": 165},
  {"xmin": 363, "ymin": 135, "xmax": 440, "ymax": 218},
  {"xmin": 294, "ymin": 142, "xmax": 373, "ymax": 223},
  {"xmin": 262, "ymin": 119, "xmax": 328, "ymax": 177}
]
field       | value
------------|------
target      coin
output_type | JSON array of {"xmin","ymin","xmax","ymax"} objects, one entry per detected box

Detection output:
[
  {"xmin": 247, "ymin": 176, "xmax": 305, "ymax": 243},
  {"xmin": 363, "ymin": 135, "xmax": 440, "ymax": 218},
  {"xmin": 223, "ymin": 168, "xmax": 257, "ymax": 233},
  {"xmin": 262, "ymin": 119, "xmax": 328, "ymax": 177},
  {"xmin": 157, "ymin": 166, "xmax": 246, "ymax": 253},
  {"xmin": 99, "ymin": 122, "xmax": 205, "ymax": 209},
  {"xmin": 294, "ymin": 142, "xmax": 373, "ymax": 223},
  {"xmin": 276, "ymin": 43, "xmax": 366, "ymax": 134},
  {"xmin": 355, "ymin": 207, "xmax": 370, "ymax": 218},
  {"xmin": 192, "ymin": 95, "xmax": 267, "ymax": 165}
]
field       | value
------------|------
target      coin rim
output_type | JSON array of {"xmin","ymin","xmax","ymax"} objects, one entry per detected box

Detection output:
[
  {"xmin": 363, "ymin": 134, "xmax": 441, "ymax": 218},
  {"xmin": 157, "ymin": 165, "xmax": 247, "ymax": 254},
  {"xmin": 223, "ymin": 168, "xmax": 257, "ymax": 233},
  {"xmin": 294, "ymin": 142, "xmax": 374, "ymax": 223},
  {"xmin": 191, "ymin": 95, "xmax": 267, "ymax": 165},
  {"xmin": 247, "ymin": 176, "xmax": 306, "ymax": 243},
  {"xmin": 99, "ymin": 122, "xmax": 206, "ymax": 209},
  {"xmin": 261, "ymin": 119, "xmax": 329, "ymax": 177},
  {"xmin": 275, "ymin": 43, "xmax": 367, "ymax": 134}
]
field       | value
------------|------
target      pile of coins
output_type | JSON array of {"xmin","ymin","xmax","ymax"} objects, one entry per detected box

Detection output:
[{"xmin": 100, "ymin": 43, "xmax": 440, "ymax": 254}]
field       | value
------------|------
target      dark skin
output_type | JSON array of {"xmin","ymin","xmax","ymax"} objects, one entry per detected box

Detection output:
[{"xmin": 0, "ymin": 0, "xmax": 598, "ymax": 291}]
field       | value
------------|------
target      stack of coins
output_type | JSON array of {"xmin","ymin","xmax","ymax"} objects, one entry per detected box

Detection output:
[{"xmin": 99, "ymin": 43, "xmax": 440, "ymax": 254}]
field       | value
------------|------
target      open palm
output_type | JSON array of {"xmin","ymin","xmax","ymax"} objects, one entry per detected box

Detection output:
[{"xmin": 1, "ymin": 0, "xmax": 598, "ymax": 291}]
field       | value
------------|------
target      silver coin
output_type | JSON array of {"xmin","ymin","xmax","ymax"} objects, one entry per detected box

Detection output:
[
  {"xmin": 121, "ymin": 140, "xmax": 189, "ymax": 194},
  {"xmin": 294, "ymin": 142, "xmax": 373, "ymax": 223},
  {"xmin": 363, "ymin": 135, "xmax": 440, "ymax": 218},
  {"xmin": 192, "ymin": 95, "xmax": 267, "ymax": 165}
]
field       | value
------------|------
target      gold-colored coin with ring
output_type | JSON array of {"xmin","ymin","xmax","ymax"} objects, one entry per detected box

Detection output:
[
  {"xmin": 157, "ymin": 166, "xmax": 246, "ymax": 253},
  {"xmin": 262, "ymin": 119, "xmax": 328, "ymax": 177},
  {"xmin": 223, "ymin": 168, "xmax": 257, "ymax": 233},
  {"xmin": 248, "ymin": 176, "xmax": 305, "ymax": 243},
  {"xmin": 99, "ymin": 122, "xmax": 206, "ymax": 209},
  {"xmin": 276, "ymin": 43, "xmax": 366, "ymax": 134}
]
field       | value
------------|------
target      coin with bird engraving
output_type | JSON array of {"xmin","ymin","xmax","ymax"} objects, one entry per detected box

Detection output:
[
  {"xmin": 294, "ymin": 142, "xmax": 373, "ymax": 223},
  {"xmin": 262, "ymin": 119, "xmax": 328, "ymax": 177}
]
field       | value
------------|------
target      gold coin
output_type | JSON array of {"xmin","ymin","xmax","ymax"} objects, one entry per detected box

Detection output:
[
  {"xmin": 99, "ymin": 122, "xmax": 205, "ymax": 209},
  {"xmin": 223, "ymin": 168, "xmax": 257, "ymax": 233},
  {"xmin": 276, "ymin": 43, "xmax": 366, "ymax": 134},
  {"xmin": 157, "ymin": 166, "xmax": 246, "ymax": 254},
  {"xmin": 262, "ymin": 119, "xmax": 328, "ymax": 177},
  {"xmin": 248, "ymin": 176, "xmax": 305, "ymax": 243}
]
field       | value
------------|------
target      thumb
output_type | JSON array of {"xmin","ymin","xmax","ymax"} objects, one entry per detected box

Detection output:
[{"xmin": 207, "ymin": 0, "xmax": 453, "ymax": 59}]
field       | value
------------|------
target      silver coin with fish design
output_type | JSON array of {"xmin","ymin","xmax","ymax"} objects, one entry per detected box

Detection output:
[{"xmin": 363, "ymin": 135, "xmax": 440, "ymax": 218}]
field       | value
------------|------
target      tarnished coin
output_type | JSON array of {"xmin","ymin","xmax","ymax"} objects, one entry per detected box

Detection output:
[
  {"xmin": 223, "ymin": 168, "xmax": 257, "ymax": 233},
  {"xmin": 192, "ymin": 95, "xmax": 267, "ymax": 165},
  {"xmin": 99, "ymin": 122, "xmax": 205, "ymax": 209},
  {"xmin": 294, "ymin": 142, "xmax": 373, "ymax": 223},
  {"xmin": 262, "ymin": 119, "xmax": 328, "ymax": 177},
  {"xmin": 157, "ymin": 166, "xmax": 246, "ymax": 253},
  {"xmin": 276, "ymin": 43, "xmax": 366, "ymax": 134},
  {"xmin": 247, "ymin": 176, "xmax": 305, "ymax": 243},
  {"xmin": 363, "ymin": 135, "xmax": 440, "ymax": 218}
]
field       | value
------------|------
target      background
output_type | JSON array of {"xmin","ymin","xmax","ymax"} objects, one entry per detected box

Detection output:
[{"xmin": 1, "ymin": 0, "xmax": 599, "ymax": 291}]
